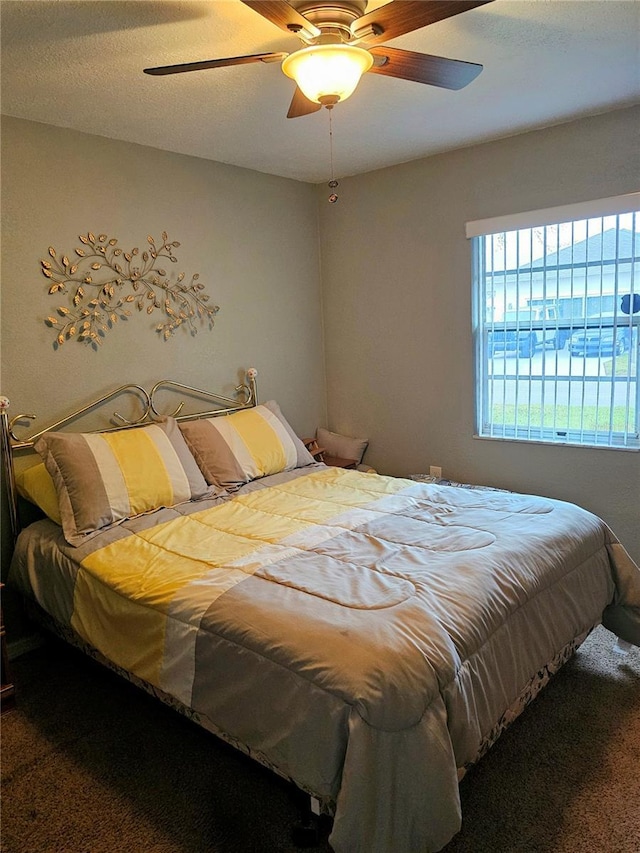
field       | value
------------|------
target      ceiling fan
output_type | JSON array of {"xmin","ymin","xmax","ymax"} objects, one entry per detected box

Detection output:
[{"xmin": 144, "ymin": 0, "xmax": 494, "ymax": 118}]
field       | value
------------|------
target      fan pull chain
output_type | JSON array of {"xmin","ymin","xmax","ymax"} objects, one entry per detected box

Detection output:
[{"xmin": 327, "ymin": 107, "xmax": 339, "ymax": 204}]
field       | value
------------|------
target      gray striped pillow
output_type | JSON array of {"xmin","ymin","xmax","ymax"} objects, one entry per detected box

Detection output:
[
  {"xmin": 179, "ymin": 400, "xmax": 315, "ymax": 490},
  {"xmin": 35, "ymin": 418, "xmax": 211, "ymax": 546}
]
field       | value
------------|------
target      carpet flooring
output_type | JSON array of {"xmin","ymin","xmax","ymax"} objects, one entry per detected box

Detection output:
[{"xmin": 1, "ymin": 625, "xmax": 639, "ymax": 853}]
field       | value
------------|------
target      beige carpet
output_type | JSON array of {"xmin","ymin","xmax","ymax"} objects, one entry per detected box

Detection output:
[{"xmin": 1, "ymin": 625, "xmax": 639, "ymax": 853}]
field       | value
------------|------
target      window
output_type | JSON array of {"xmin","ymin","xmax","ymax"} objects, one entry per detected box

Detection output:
[{"xmin": 468, "ymin": 195, "xmax": 640, "ymax": 449}]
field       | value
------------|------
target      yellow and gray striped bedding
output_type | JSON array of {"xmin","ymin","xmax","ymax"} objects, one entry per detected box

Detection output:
[{"xmin": 9, "ymin": 466, "xmax": 640, "ymax": 853}]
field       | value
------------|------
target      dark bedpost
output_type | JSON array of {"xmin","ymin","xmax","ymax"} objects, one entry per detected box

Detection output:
[
  {"xmin": 0, "ymin": 397, "xmax": 20, "ymax": 542},
  {"xmin": 291, "ymin": 789, "xmax": 321, "ymax": 848}
]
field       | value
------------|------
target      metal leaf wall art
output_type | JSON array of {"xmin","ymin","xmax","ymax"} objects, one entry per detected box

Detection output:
[{"xmin": 42, "ymin": 231, "xmax": 219, "ymax": 348}]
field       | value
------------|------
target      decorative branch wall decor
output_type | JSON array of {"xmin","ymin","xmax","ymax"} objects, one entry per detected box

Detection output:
[{"xmin": 42, "ymin": 231, "xmax": 219, "ymax": 348}]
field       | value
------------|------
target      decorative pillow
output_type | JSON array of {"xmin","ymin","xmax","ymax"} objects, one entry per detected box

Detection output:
[
  {"xmin": 34, "ymin": 418, "xmax": 211, "ymax": 546},
  {"xmin": 317, "ymin": 427, "xmax": 368, "ymax": 465},
  {"xmin": 15, "ymin": 463, "xmax": 62, "ymax": 525},
  {"xmin": 178, "ymin": 400, "xmax": 315, "ymax": 490}
]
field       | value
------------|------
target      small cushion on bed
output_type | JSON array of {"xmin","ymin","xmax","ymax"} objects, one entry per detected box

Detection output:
[
  {"xmin": 15, "ymin": 463, "xmax": 62, "ymax": 525},
  {"xmin": 178, "ymin": 400, "xmax": 315, "ymax": 490},
  {"xmin": 317, "ymin": 427, "xmax": 369, "ymax": 465},
  {"xmin": 34, "ymin": 418, "xmax": 212, "ymax": 546}
]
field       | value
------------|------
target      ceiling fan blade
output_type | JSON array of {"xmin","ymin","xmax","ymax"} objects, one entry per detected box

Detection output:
[
  {"xmin": 241, "ymin": 1, "xmax": 321, "ymax": 39},
  {"xmin": 352, "ymin": 0, "xmax": 494, "ymax": 46},
  {"xmin": 287, "ymin": 86, "xmax": 322, "ymax": 118},
  {"xmin": 368, "ymin": 46, "xmax": 482, "ymax": 90},
  {"xmin": 144, "ymin": 52, "xmax": 287, "ymax": 76}
]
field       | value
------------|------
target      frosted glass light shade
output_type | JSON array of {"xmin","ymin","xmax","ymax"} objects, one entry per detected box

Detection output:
[{"xmin": 282, "ymin": 44, "xmax": 373, "ymax": 105}]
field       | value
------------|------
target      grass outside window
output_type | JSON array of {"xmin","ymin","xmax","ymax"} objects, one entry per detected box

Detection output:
[{"xmin": 492, "ymin": 403, "xmax": 634, "ymax": 434}]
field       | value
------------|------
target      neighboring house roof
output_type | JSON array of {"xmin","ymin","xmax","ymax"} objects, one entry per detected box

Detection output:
[{"xmin": 522, "ymin": 228, "xmax": 638, "ymax": 270}]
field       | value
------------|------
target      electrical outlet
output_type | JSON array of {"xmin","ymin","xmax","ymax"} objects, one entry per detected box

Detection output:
[{"xmin": 429, "ymin": 466, "xmax": 442, "ymax": 478}]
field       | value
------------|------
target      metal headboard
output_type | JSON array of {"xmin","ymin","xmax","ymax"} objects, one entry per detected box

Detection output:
[{"xmin": 0, "ymin": 368, "xmax": 258, "ymax": 542}]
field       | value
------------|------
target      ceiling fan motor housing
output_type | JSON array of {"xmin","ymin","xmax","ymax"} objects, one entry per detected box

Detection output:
[{"xmin": 292, "ymin": 1, "xmax": 367, "ymax": 42}]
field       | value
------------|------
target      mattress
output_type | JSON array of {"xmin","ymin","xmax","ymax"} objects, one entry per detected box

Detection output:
[{"xmin": 9, "ymin": 466, "xmax": 640, "ymax": 852}]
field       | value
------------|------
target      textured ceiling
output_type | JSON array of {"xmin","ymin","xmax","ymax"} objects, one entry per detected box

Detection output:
[{"xmin": 1, "ymin": 0, "xmax": 639, "ymax": 183}]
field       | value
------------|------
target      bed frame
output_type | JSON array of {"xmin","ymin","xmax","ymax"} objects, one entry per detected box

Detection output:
[
  {"xmin": 2, "ymin": 368, "xmax": 617, "ymax": 850},
  {"xmin": 0, "ymin": 369, "xmax": 258, "ymax": 543}
]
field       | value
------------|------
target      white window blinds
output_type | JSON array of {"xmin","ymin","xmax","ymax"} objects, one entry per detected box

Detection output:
[{"xmin": 469, "ymin": 195, "xmax": 639, "ymax": 449}]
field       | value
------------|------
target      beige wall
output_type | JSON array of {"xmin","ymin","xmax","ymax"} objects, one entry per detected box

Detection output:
[
  {"xmin": 1, "ymin": 117, "xmax": 326, "ymax": 631},
  {"xmin": 2, "ymin": 107, "xmax": 639, "ymax": 644},
  {"xmin": 318, "ymin": 106, "xmax": 640, "ymax": 562},
  {"xmin": 1, "ymin": 117, "xmax": 325, "ymax": 428}
]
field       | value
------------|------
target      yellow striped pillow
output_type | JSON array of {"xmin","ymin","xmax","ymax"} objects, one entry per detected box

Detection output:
[
  {"xmin": 15, "ymin": 462, "xmax": 62, "ymax": 525},
  {"xmin": 179, "ymin": 400, "xmax": 315, "ymax": 490},
  {"xmin": 34, "ymin": 418, "xmax": 211, "ymax": 546}
]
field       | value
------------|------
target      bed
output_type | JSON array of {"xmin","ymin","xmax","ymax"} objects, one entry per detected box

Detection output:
[{"xmin": 3, "ymin": 372, "xmax": 640, "ymax": 853}]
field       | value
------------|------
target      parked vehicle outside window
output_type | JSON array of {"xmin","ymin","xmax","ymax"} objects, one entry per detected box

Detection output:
[
  {"xmin": 487, "ymin": 306, "xmax": 560, "ymax": 358},
  {"xmin": 568, "ymin": 315, "xmax": 631, "ymax": 357}
]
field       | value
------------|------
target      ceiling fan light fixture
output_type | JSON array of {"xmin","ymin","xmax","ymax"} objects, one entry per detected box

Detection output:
[{"xmin": 282, "ymin": 44, "xmax": 373, "ymax": 105}]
